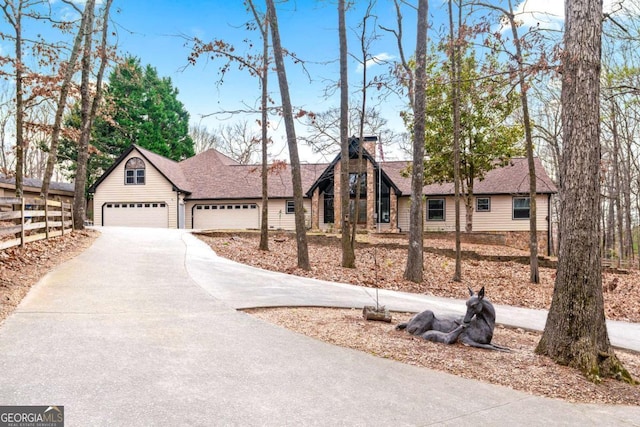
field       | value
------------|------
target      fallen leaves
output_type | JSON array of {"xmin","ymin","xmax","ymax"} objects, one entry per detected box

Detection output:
[
  {"xmin": 198, "ymin": 232, "xmax": 640, "ymax": 323},
  {"xmin": 247, "ymin": 307, "xmax": 640, "ymax": 405}
]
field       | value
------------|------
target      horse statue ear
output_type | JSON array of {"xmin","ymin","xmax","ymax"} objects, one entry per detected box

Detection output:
[
  {"xmin": 478, "ymin": 286, "xmax": 485, "ymax": 299},
  {"xmin": 468, "ymin": 287, "xmax": 474, "ymax": 297}
]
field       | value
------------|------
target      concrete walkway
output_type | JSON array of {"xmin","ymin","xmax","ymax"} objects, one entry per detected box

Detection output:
[{"xmin": 0, "ymin": 227, "xmax": 638, "ymax": 426}]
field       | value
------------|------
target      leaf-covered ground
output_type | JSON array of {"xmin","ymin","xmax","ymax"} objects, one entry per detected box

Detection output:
[
  {"xmin": 199, "ymin": 232, "xmax": 640, "ymax": 405},
  {"xmin": 198, "ymin": 232, "xmax": 640, "ymax": 323}
]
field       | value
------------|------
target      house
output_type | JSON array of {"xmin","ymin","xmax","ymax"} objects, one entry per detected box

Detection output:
[
  {"xmin": 89, "ymin": 138, "xmax": 557, "ymax": 252},
  {"xmin": 0, "ymin": 174, "xmax": 75, "ymax": 203}
]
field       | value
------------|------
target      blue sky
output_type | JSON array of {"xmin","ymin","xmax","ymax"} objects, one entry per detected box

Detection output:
[
  {"xmin": 109, "ymin": 0, "xmax": 421, "ymax": 162},
  {"xmin": 4, "ymin": 0, "xmax": 567, "ymax": 162}
]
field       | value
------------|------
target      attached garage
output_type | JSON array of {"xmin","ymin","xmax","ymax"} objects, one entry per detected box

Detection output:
[
  {"xmin": 192, "ymin": 203, "xmax": 259, "ymax": 230},
  {"xmin": 102, "ymin": 202, "xmax": 168, "ymax": 228}
]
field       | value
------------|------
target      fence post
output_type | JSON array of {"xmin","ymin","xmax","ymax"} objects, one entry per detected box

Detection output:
[{"xmin": 20, "ymin": 197, "xmax": 25, "ymax": 248}]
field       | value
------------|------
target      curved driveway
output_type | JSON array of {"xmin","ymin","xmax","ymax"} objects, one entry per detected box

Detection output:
[{"xmin": 0, "ymin": 227, "xmax": 638, "ymax": 426}]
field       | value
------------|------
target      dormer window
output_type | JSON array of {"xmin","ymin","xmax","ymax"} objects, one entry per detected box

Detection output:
[{"xmin": 125, "ymin": 157, "xmax": 145, "ymax": 185}]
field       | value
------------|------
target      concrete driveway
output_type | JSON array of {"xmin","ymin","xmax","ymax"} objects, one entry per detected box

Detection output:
[{"xmin": 0, "ymin": 227, "xmax": 638, "ymax": 426}]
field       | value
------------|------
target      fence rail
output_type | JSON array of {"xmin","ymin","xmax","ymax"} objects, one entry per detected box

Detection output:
[{"xmin": 0, "ymin": 197, "xmax": 73, "ymax": 250}]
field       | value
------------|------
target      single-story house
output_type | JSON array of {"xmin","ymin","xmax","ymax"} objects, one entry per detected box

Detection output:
[
  {"xmin": 0, "ymin": 174, "xmax": 75, "ymax": 203},
  {"xmin": 89, "ymin": 138, "xmax": 557, "ymax": 252}
]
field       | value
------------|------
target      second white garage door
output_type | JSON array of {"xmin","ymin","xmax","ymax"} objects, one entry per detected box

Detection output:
[
  {"xmin": 193, "ymin": 203, "xmax": 259, "ymax": 230},
  {"xmin": 103, "ymin": 202, "xmax": 168, "ymax": 228}
]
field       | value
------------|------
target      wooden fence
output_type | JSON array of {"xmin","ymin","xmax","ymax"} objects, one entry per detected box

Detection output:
[{"xmin": 0, "ymin": 197, "xmax": 73, "ymax": 250}]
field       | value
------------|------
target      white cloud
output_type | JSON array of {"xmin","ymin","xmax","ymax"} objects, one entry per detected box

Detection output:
[
  {"xmin": 513, "ymin": 0, "xmax": 564, "ymax": 30},
  {"xmin": 356, "ymin": 52, "xmax": 395, "ymax": 73},
  {"xmin": 513, "ymin": 0, "xmax": 619, "ymax": 30}
]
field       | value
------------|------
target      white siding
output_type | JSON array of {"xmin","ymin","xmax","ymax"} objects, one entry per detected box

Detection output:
[{"xmin": 93, "ymin": 150, "xmax": 178, "ymax": 228}]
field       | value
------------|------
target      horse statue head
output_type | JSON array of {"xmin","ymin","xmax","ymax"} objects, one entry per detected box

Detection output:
[{"xmin": 462, "ymin": 286, "xmax": 487, "ymax": 325}]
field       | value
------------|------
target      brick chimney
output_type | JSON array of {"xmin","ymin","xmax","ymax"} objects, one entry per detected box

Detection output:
[{"xmin": 361, "ymin": 135, "xmax": 378, "ymax": 160}]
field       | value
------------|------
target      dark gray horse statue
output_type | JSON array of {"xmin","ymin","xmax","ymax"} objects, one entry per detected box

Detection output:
[{"xmin": 396, "ymin": 287, "xmax": 510, "ymax": 352}]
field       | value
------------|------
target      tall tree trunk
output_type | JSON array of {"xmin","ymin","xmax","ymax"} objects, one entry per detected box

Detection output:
[
  {"xmin": 73, "ymin": 0, "xmax": 112, "ymax": 230},
  {"xmin": 449, "ymin": 0, "xmax": 462, "ymax": 282},
  {"xmin": 339, "ymin": 0, "xmax": 355, "ymax": 268},
  {"xmin": 41, "ymin": 2, "xmax": 90, "ymax": 199},
  {"xmin": 536, "ymin": 0, "xmax": 632, "ymax": 383},
  {"xmin": 73, "ymin": 0, "xmax": 96, "ymax": 229},
  {"xmin": 2, "ymin": 1, "xmax": 26, "ymax": 197},
  {"xmin": 507, "ymin": 0, "xmax": 538, "ymax": 283},
  {"xmin": 403, "ymin": 0, "xmax": 428, "ymax": 283},
  {"xmin": 266, "ymin": 0, "xmax": 310, "ymax": 270},
  {"xmin": 247, "ymin": 1, "xmax": 270, "ymax": 252}
]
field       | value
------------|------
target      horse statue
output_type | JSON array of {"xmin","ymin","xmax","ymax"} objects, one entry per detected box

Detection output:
[{"xmin": 396, "ymin": 287, "xmax": 510, "ymax": 352}]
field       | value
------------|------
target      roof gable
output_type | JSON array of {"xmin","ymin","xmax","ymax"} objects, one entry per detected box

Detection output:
[{"xmin": 89, "ymin": 144, "xmax": 190, "ymax": 193}]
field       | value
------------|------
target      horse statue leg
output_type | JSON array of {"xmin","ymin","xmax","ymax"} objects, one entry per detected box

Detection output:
[
  {"xmin": 396, "ymin": 310, "xmax": 437, "ymax": 335},
  {"xmin": 458, "ymin": 335, "xmax": 512, "ymax": 352},
  {"xmin": 421, "ymin": 323, "xmax": 467, "ymax": 345}
]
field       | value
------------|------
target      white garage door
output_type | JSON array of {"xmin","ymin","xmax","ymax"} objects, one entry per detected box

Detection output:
[
  {"xmin": 103, "ymin": 202, "xmax": 168, "ymax": 228},
  {"xmin": 193, "ymin": 203, "xmax": 259, "ymax": 230}
]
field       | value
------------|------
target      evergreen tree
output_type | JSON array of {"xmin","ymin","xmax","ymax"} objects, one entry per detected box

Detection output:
[
  {"xmin": 59, "ymin": 56, "xmax": 194, "ymax": 184},
  {"xmin": 99, "ymin": 56, "xmax": 194, "ymax": 160}
]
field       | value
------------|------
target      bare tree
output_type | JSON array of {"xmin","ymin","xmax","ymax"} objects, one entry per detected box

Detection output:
[
  {"xmin": 338, "ymin": 0, "xmax": 355, "ymax": 268},
  {"xmin": 265, "ymin": 0, "xmax": 310, "ymax": 270},
  {"xmin": 216, "ymin": 121, "xmax": 261, "ymax": 165},
  {"xmin": 404, "ymin": 0, "xmax": 428, "ymax": 283},
  {"xmin": 247, "ymin": 0, "xmax": 271, "ymax": 252},
  {"xmin": 448, "ymin": 0, "xmax": 462, "ymax": 282},
  {"xmin": 189, "ymin": 123, "xmax": 219, "ymax": 154},
  {"xmin": 0, "ymin": 0, "xmax": 36, "ymax": 196},
  {"xmin": 536, "ymin": 0, "xmax": 633, "ymax": 383},
  {"xmin": 41, "ymin": 0, "xmax": 91, "ymax": 198},
  {"xmin": 73, "ymin": 0, "xmax": 113, "ymax": 229}
]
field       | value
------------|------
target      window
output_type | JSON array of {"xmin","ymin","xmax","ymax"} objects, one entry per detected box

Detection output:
[
  {"xmin": 286, "ymin": 200, "xmax": 295, "ymax": 214},
  {"xmin": 323, "ymin": 196, "xmax": 334, "ymax": 223},
  {"xmin": 427, "ymin": 198, "xmax": 445, "ymax": 221},
  {"xmin": 476, "ymin": 197, "xmax": 491, "ymax": 212},
  {"xmin": 125, "ymin": 157, "xmax": 145, "ymax": 185},
  {"xmin": 513, "ymin": 197, "xmax": 530, "ymax": 219},
  {"xmin": 349, "ymin": 173, "xmax": 367, "ymax": 197}
]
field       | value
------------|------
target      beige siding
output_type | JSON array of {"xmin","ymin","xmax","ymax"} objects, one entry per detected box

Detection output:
[
  {"xmin": 266, "ymin": 199, "xmax": 311, "ymax": 230},
  {"xmin": 422, "ymin": 194, "xmax": 550, "ymax": 232},
  {"xmin": 184, "ymin": 198, "xmax": 311, "ymax": 231},
  {"xmin": 187, "ymin": 201, "xmax": 260, "ymax": 230},
  {"xmin": 396, "ymin": 194, "xmax": 550, "ymax": 233},
  {"xmin": 93, "ymin": 150, "xmax": 178, "ymax": 228},
  {"xmin": 398, "ymin": 197, "xmax": 412, "ymax": 232}
]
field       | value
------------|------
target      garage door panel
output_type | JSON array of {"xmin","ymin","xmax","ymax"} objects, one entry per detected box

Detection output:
[
  {"xmin": 193, "ymin": 203, "xmax": 259, "ymax": 230},
  {"xmin": 104, "ymin": 202, "xmax": 168, "ymax": 228}
]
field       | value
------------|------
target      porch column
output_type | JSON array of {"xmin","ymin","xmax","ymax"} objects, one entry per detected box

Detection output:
[{"xmin": 311, "ymin": 187, "xmax": 320, "ymax": 230}]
